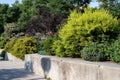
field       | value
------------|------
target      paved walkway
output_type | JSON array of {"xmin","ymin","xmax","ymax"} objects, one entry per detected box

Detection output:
[{"xmin": 0, "ymin": 61, "xmax": 45, "ymax": 80}]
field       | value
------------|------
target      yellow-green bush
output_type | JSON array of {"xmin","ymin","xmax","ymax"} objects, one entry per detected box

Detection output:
[
  {"xmin": 4, "ymin": 39, "xmax": 16, "ymax": 52},
  {"xmin": 4, "ymin": 37, "xmax": 38, "ymax": 60},
  {"xmin": 12, "ymin": 37, "xmax": 38, "ymax": 59},
  {"xmin": 59, "ymin": 9, "xmax": 119, "ymax": 45},
  {"xmin": 52, "ymin": 9, "xmax": 120, "ymax": 57},
  {"xmin": 52, "ymin": 40, "xmax": 66, "ymax": 57}
]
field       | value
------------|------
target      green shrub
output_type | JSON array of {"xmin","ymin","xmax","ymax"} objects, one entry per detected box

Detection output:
[
  {"xmin": 34, "ymin": 33, "xmax": 43, "ymax": 51},
  {"xmin": 81, "ymin": 42, "xmax": 112, "ymax": 61},
  {"xmin": 55, "ymin": 8, "xmax": 119, "ymax": 58},
  {"xmin": 6, "ymin": 37, "xmax": 38, "ymax": 60},
  {"xmin": 4, "ymin": 39, "xmax": 16, "ymax": 52},
  {"xmin": 0, "ymin": 37, "xmax": 9, "ymax": 49},
  {"xmin": 37, "ymin": 39, "xmax": 47, "ymax": 55},
  {"xmin": 43, "ymin": 35, "xmax": 59, "ymax": 55},
  {"xmin": 111, "ymin": 36, "xmax": 120, "ymax": 63},
  {"xmin": 33, "ymin": 33, "xmax": 47, "ymax": 55}
]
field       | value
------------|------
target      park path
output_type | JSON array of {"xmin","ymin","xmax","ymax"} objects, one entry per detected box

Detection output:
[{"xmin": 0, "ymin": 61, "xmax": 45, "ymax": 80}]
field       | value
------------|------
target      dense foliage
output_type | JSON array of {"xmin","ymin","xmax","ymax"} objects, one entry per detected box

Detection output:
[
  {"xmin": 1, "ymin": 0, "xmax": 120, "ymax": 64},
  {"xmin": 0, "ymin": 0, "xmax": 92, "ymax": 59},
  {"xmin": 98, "ymin": 0, "xmax": 120, "ymax": 18}
]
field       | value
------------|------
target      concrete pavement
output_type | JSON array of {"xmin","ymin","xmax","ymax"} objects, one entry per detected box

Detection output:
[{"xmin": 0, "ymin": 61, "xmax": 45, "ymax": 80}]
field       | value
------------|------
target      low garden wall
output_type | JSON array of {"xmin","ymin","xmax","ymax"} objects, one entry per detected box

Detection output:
[
  {"xmin": 25, "ymin": 54, "xmax": 120, "ymax": 80},
  {"xmin": 0, "ymin": 49, "xmax": 3, "ymax": 55},
  {"xmin": 4, "ymin": 53, "xmax": 23, "ymax": 62},
  {"xmin": 0, "ymin": 49, "xmax": 23, "ymax": 61}
]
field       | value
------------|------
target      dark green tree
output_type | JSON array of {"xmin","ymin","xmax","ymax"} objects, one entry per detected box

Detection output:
[
  {"xmin": 17, "ymin": 0, "xmax": 33, "ymax": 31},
  {"xmin": 18, "ymin": 0, "xmax": 73, "ymax": 34},
  {"xmin": 98, "ymin": 0, "xmax": 120, "ymax": 17},
  {"xmin": 0, "ymin": 4, "xmax": 9, "ymax": 34},
  {"xmin": 70, "ymin": 0, "xmax": 91, "ymax": 5},
  {"xmin": 7, "ymin": 0, "xmax": 21, "ymax": 23}
]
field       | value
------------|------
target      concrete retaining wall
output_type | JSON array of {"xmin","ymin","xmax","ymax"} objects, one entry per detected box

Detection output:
[
  {"xmin": 5, "ymin": 53, "xmax": 23, "ymax": 62},
  {"xmin": 0, "ymin": 49, "xmax": 4, "ymax": 60},
  {"xmin": 0, "ymin": 49, "xmax": 3, "ymax": 55},
  {"xmin": 0, "ymin": 49, "xmax": 22, "ymax": 61},
  {"xmin": 25, "ymin": 54, "xmax": 120, "ymax": 80}
]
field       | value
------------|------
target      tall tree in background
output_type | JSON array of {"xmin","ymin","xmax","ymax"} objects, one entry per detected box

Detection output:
[
  {"xmin": 0, "ymin": 4, "xmax": 9, "ymax": 34},
  {"xmin": 7, "ymin": 0, "xmax": 21, "ymax": 23},
  {"xmin": 17, "ymin": 0, "xmax": 33, "ymax": 31},
  {"xmin": 24, "ymin": 0, "xmax": 74, "ymax": 36},
  {"xmin": 68, "ymin": 0, "xmax": 91, "ymax": 13},
  {"xmin": 98, "ymin": 0, "xmax": 120, "ymax": 18},
  {"xmin": 0, "ymin": 0, "xmax": 21, "ymax": 35},
  {"xmin": 18, "ymin": 0, "xmax": 74, "ymax": 35},
  {"xmin": 18, "ymin": 0, "xmax": 49, "ymax": 32},
  {"xmin": 70, "ymin": 0, "xmax": 91, "ymax": 5}
]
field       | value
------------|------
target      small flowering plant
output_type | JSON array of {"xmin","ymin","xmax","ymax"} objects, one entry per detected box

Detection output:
[
  {"xmin": 47, "ymin": 31, "xmax": 52, "ymax": 36},
  {"xmin": 43, "ymin": 31, "xmax": 59, "ymax": 55}
]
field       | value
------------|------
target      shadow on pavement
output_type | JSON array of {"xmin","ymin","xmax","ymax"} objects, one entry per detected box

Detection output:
[{"xmin": 0, "ymin": 68, "xmax": 44, "ymax": 80}]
